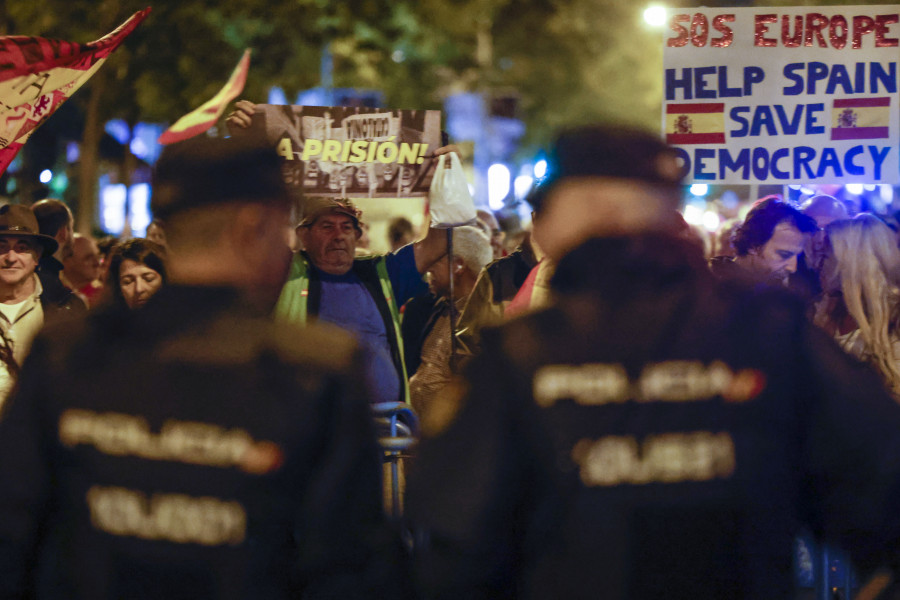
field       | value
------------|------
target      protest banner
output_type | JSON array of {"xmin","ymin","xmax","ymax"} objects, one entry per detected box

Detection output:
[
  {"xmin": 0, "ymin": 8, "xmax": 151, "ymax": 175},
  {"xmin": 235, "ymin": 105, "xmax": 442, "ymax": 198},
  {"xmin": 663, "ymin": 6, "xmax": 900, "ymax": 184}
]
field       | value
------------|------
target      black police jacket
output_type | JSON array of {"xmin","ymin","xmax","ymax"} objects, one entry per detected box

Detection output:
[
  {"xmin": 408, "ymin": 234, "xmax": 900, "ymax": 600},
  {"xmin": 0, "ymin": 285, "xmax": 410, "ymax": 600}
]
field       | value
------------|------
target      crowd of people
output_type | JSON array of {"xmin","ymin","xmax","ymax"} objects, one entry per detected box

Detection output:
[
  {"xmin": 2, "ymin": 106, "xmax": 900, "ymax": 598},
  {"xmin": 0, "ymin": 200, "xmax": 170, "ymax": 406}
]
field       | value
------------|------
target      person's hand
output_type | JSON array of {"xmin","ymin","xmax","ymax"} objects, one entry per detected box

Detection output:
[
  {"xmin": 225, "ymin": 100, "xmax": 257, "ymax": 133},
  {"xmin": 432, "ymin": 144, "xmax": 461, "ymax": 158}
]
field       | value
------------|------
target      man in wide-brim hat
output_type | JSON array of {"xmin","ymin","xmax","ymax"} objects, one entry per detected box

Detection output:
[{"xmin": 0, "ymin": 204, "xmax": 74, "ymax": 404}]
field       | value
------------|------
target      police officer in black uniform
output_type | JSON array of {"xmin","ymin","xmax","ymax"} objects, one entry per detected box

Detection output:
[
  {"xmin": 0, "ymin": 138, "xmax": 409, "ymax": 599},
  {"xmin": 407, "ymin": 125, "xmax": 900, "ymax": 599}
]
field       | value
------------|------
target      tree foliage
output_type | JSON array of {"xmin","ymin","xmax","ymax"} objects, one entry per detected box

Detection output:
[
  {"xmin": 6, "ymin": 0, "xmax": 673, "ymax": 143},
  {"xmin": 3, "ymin": 0, "xmax": 682, "ymax": 215}
]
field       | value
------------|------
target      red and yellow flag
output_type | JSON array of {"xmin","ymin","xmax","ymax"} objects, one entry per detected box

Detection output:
[
  {"xmin": 831, "ymin": 97, "xmax": 891, "ymax": 141},
  {"xmin": 158, "ymin": 50, "xmax": 251, "ymax": 145},
  {"xmin": 665, "ymin": 103, "xmax": 726, "ymax": 145},
  {"xmin": 0, "ymin": 9, "xmax": 151, "ymax": 175}
]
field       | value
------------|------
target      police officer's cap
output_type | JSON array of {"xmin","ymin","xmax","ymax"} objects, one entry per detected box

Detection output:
[
  {"xmin": 152, "ymin": 137, "xmax": 289, "ymax": 219},
  {"xmin": 528, "ymin": 125, "xmax": 684, "ymax": 213}
]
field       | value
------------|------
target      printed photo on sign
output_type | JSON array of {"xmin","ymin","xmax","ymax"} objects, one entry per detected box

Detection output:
[
  {"xmin": 233, "ymin": 105, "xmax": 442, "ymax": 199},
  {"xmin": 662, "ymin": 6, "xmax": 900, "ymax": 184}
]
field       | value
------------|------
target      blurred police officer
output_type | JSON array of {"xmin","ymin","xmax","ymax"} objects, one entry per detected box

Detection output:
[
  {"xmin": 0, "ymin": 137, "xmax": 409, "ymax": 599},
  {"xmin": 408, "ymin": 125, "xmax": 900, "ymax": 599}
]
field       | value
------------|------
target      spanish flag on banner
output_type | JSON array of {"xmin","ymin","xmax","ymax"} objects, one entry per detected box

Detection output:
[
  {"xmin": 158, "ymin": 50, "xmax": 251, "ymax": 145},
  {"xmin": 0, "ymin": 9, "xmax": 151, "ymax": 176},
  {"xmin": 665, "ymin": 103, "xmax": 725, "ymax": 145},
  {"xmin": 831, "ymin": 97, "xmax": 890, "ymax": 141}
]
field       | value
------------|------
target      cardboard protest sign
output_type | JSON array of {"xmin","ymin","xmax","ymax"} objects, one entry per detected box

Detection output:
[
  {"xmin": 663, "ymin": 6, "xmax": 900, "ymax": 184},
  {"xmin": 237, "ymin": 105, "xmax": 442, "ymax": 198}
]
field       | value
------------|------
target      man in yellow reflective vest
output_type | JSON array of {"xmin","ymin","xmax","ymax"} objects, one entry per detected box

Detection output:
[
  {"xmin": 276, "ymin": 195, "xmax": 450, "ymax": 405},
  {"xmin": 227, "ymin": 101, "xmax": 464, "ymax": 405}
]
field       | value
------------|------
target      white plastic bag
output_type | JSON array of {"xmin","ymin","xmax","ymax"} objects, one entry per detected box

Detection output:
[{"xmin": 429, "ymin": 152, "xmax": 477, "ymax": 228}]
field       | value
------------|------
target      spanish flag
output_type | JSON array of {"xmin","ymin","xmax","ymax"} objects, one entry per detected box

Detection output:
[
  {"xmin": 158, "ymin": 49, "xmax": 251, "ymax": 145},
  {"xmin": 665, "ymin": 103, "xmax": 726, "ymax": 145},
  {"xmin": 831, "ymin": 97, "xmax": 890, "ymax": 141},
  {"xmin": 0, "ymin": 8, "xmax": 151, "ymax": 175}
]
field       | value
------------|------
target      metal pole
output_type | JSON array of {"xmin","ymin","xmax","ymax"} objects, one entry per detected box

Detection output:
[
  {"xmin": 843, "ymin": 549, "xmax": 853, "ymax": 600},
  {"xmin": 817, "ymin": 545, "xmax": 829, "ymax": 600},
  {"xmin": 446, "ymin": 228, "xmax": 458, "ymax": 359},
  {"xmin": 390, "ymin": 414, "xmax": 400, "ymax": 518}
]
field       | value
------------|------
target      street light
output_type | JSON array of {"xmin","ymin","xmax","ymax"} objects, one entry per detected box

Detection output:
[{"xmin": 643, "ymin": 5, "xmax": 668, "ymax": 27}]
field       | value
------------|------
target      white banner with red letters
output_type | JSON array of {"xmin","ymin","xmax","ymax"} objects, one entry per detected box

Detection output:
[{"xmin": 663, "ymin": 6, "xmax": 900, "ymax": 184}]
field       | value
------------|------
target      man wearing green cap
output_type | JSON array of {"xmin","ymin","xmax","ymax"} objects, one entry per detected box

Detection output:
[
  {"xmin": 228, "ymin": 100, "xmax": 463, "ymax": 406},
  {"xmin": 275, "ymin": 193, "xmax": 450, "ymax": 405}
]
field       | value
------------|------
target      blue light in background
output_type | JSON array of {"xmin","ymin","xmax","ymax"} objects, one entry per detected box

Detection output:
[
  {"xmin": 6, "ymin": 155, "xmax": 22, "ymax": 175},
  {"xmin": 100, "ymin": 179, "xmax": 126, "ymax": 234},
  {"xmin": 268, "ymin": 87, "xmax": 288, "ymax": 105},
  {"xmin": 130, "ymin": 183, "xmax": 151, "ymax": 235},
  {"xmin": 104, "ymin": 120, "xmax": 165, "ymax": 164},
  {"xmin": 66, "ymin": 142, "xmax": 80, "ymax": 163},
  {"xmin": 488, "ymin": 163, "xmax": 510, "ymax": 210},
  {"xmin": 514, "ymin": 174, "xmax": 534, "ymax": 201},
  {"xmin": 99, "ymin": 179, "xmax": 152, "ymax": 236},
  {"xmin": 105, "ymin": 120, "xmax": 130, "ymax": 145},
  {"xmin": 689, "ymin": 183, "xmax": 709, "ymax": 196}
]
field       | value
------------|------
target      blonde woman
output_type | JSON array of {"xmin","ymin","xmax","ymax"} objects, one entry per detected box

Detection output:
[{"xmin": 814, "ymin": 213, "xmax": 900, "ymax": 397}]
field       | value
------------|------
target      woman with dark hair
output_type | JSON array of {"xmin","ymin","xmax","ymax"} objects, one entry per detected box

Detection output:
[{"xmin": 108, "ymin": 238, "xmax": 167, "ymax": 309}]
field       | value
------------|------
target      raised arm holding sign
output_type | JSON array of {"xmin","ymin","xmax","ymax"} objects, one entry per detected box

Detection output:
[{"xmin": 227, "ymin": 100, "xmax": 465, "ymax": 405}]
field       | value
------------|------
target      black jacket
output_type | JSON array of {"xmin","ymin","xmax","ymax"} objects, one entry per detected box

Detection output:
[
  {"xmin": 37, "ymin": 256, "xmax": 86, "ymax": 318},
  {"xmin": 0, "ymin": 285, "xmax": 409, "ymax": 600},
  {"xmin": 409, "ymin": 234, "xmax": 900, "ymax": 600}
]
